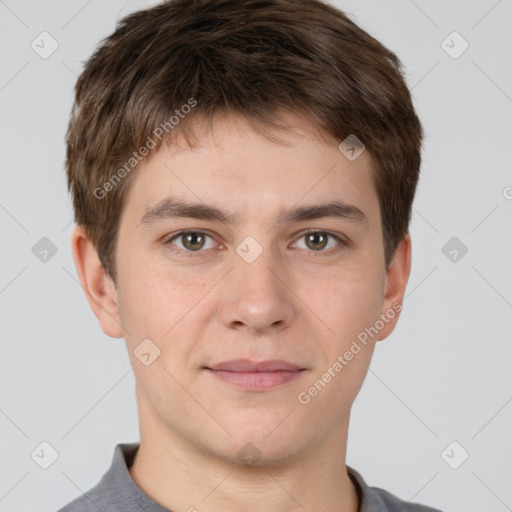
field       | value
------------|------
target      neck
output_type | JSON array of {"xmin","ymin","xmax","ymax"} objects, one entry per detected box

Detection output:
[{"xmin": 129, "ymin": 390, "xmax": 360, "ymax": 512}]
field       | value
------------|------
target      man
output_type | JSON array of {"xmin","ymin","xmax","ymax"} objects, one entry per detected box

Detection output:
[{"xmin": 59, "ymin": 0, "xmax": 442, "ymax": 510}]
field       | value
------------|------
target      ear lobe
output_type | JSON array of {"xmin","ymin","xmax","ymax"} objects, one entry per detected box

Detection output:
[
  {"xmin": 70, "ymin": 225, "xmax": 124, "ymax": 339},
  {"xmin": 377, "ymin": 233, "xmax": 412, "ymax": 341}
]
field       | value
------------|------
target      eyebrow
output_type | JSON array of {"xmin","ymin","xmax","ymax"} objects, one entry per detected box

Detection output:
[{"xmin": 138, "ymin": 197, "xmax": 368, "ymax": 227}]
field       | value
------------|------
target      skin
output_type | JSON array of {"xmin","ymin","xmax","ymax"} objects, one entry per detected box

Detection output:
[{"xmin": 72, "ymin": 112, "xmax": 411, "ymax": 512}]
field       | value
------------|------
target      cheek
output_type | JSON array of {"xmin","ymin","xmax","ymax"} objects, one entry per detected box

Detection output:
[
  {"xmin": 299, "ymin": 275, "xmax": 381, "ymax": 420},
  {"xmin": 116, "ymin": 256, "xmax": 215, "ymax": 346},
  {"xmin": 116, "ymin": 246, "xmax": 221, "ymax": 381},
  {"xmin": 306, "ymin": 268, "xmax": 384, "ymax": 342}
]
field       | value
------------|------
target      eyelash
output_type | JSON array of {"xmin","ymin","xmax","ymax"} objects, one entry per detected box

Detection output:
[{"xmin": 163, "ymin": 230, "xmax": 348, "ymax": 258}]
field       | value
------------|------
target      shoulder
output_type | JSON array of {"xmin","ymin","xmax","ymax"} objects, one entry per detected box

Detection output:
[
  {"xmin": 56, "ymin": 484, "xmax": 106, "ymax": 512},
  {"xmin": 369, "ymin": 485, "xmax": 444, "ymax": 511},
  {"xmin": 56, "ymin": 443, "xmax": 142, "ymax": 512},
  {"xmin": 348, "ymin": 466, "xmax": 444, "ymax": 512}
]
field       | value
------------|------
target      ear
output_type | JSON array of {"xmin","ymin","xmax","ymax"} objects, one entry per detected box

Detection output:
[
  {"xmin": 70, "ymin": 225, "xmax": 124, "ymax": 339},
  {"xmin": 377, "ymin": 232, "xmax": 412, "ymax": 341}
]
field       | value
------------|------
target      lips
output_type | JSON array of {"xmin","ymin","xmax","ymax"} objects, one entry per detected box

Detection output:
[
  {"xmin": 206, "ymin": 359, "xmax": 304, "ymax": 372},
  {"xmin": 204, "ymin": 359, "xmax": 306, "ymax": 391}
]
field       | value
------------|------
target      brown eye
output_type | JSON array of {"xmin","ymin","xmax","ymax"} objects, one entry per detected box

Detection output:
[
  {"xmin": 181, "ymin": 232, "xmax": 206, "ymax": 251},
  {"xmin": 166, "ymin": 231, "xmax": 216, "ymax": 255},
  {"xmin": 305, "ymin": 232, "xmax": 329, "ymax": 251},
  {"xmin": 293, "ymin": 231, "xmax": 346, "ymax": 254}
]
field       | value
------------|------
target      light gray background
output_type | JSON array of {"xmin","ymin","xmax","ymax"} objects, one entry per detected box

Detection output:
[{"xmin": 0, "ymin": 0, "xmax": 511, "ymax": 511}]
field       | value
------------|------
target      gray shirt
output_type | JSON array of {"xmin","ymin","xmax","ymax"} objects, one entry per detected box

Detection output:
[{"xmin": 57, "ymin": 443, "xmax": 443, "ymax": 512}]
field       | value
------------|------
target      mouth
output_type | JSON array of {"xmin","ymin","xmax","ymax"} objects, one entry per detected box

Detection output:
[{"xmin": 204, "ymin": 359, "xmax": 307, "ymax": 391}]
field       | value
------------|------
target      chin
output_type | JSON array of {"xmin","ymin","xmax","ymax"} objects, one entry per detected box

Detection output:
[{"xmin": 205, "ymin": 427, "xmax": 306, "ymax": 468}]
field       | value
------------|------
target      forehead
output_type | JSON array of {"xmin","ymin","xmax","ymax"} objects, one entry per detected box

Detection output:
[{"xmin": 122, "ymin": 113, "xmax": 380, "ymax": 229}]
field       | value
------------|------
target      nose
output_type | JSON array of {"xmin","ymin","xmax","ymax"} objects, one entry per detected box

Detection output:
[{"xmin": 217, "ymin": 246, "xmax": 297, "ymax": 335}]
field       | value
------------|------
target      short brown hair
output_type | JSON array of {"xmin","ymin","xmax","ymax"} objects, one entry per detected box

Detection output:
[{"xmin": 66, "ymin": 0, "xmax": 423, "ymax": 283}]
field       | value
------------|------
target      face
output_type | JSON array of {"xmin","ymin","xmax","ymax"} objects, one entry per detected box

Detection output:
[{"xmin": 75, "ymin": 113, "xmax": 410, "ymax": 465}]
